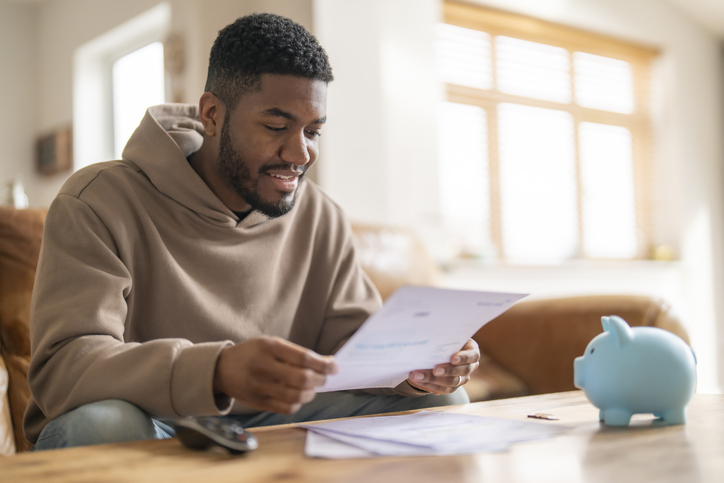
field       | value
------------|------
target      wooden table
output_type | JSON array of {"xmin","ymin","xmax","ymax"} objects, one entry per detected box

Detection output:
[{"xmin": 4, "ymin": 391, "xmax": 723, "ymax": 482}]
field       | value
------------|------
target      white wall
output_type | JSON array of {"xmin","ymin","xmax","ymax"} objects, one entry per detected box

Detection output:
[
  {"xmin": 719, "ymin": 39, "xmax": 724, "ymax": 381},
  {"xmin": 0, "ymin": 2, "xmax": 39, "ymax": 206},
  {"xmin": 314, "ymin": 0, "xmax": 442, "ymax": 232},
  {"xmin": 33, "ymin": 0, "xmax": 170, "ymax": 207}
]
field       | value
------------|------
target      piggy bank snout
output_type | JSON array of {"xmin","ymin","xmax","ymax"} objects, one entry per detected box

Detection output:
[{"xmin": 573, "ymin": 356, "xmax": 584, "ymax": 389}]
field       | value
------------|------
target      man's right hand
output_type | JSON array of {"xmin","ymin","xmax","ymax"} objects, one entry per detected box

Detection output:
[{"xmin": 212, "ymin": 336, "xmax": 337, "ymax": 414}]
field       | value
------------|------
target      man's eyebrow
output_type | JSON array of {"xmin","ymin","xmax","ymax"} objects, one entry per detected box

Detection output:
[
  {"xmin": 261, "ymin": 108, "xmax": 326, "ymax": 125},
  {"xmin": 261, "ymin": 107, "xmax": 296, "ymax": 122}
]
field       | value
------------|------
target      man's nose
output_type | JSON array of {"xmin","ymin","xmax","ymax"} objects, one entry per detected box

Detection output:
[{"xmin": 280, "ymin": 131, "xmax": 312, "ymax": 167}]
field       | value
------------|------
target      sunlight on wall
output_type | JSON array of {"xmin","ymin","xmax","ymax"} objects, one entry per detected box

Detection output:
[
  {"xmin": 682, "ymin": 206, "xmax": 719, "ymax": 393},
  {"xmin": 112, "ymin": 41, "xmax": 165, "ymax": 158}
]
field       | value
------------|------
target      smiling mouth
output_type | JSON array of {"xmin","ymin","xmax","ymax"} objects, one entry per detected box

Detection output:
[
  {"xmin": 269, "ymin": 173, "xmax": 296, "ymax": 181},
  {"xmin": 265, "ymin": 171, "xmax": 304, "ymax": 193}
]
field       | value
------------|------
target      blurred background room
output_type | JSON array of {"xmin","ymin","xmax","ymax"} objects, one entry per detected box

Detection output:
[{"xmin": 1, "ymin": 0, "xmax": 723, "ymax": 393}]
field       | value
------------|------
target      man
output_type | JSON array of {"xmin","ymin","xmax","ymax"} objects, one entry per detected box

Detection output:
[{"xmin": 26, "ymin": 13, "xmax": 479, "ymax": 450}]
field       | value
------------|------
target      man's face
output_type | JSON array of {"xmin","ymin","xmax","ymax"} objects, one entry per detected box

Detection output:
[{"xmin": 217, "ymin": 74, "xmax": 327, "ymax": 218}]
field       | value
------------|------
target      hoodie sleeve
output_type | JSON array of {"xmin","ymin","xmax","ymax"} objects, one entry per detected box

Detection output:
[{"xmin": 26, "ymin": 194, "xmax": 233, "ymax": 439}]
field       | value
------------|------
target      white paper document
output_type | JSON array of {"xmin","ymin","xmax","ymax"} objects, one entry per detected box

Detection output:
[
  {"xmin": 302, "ymin": 411, "xmax": 568, "ymax": 459},
  {"xmin": 318, "ymin": 286, "xmax": 527, "ymax": 392},
  {"xmin": 305, "ymin": 431, "xmax": 377, "ymax": 459}
]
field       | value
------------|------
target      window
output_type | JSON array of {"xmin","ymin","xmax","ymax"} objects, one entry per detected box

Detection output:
[
  {"xmin": 435, "ymin": 3, "xmax": 657, "ymax": 263},
  {"xmin": 112, "ymin": 42, "xmax": 166, "ymax": 159},
  {"xmin": 73, "ymin": 3, "xmax": 169, "ymax": 170}
]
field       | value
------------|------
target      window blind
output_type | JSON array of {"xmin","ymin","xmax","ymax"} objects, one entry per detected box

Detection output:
[
  {"xmin": 435, "ymin": 2, "xmax": 656, "ymax": 263},
  {"xmin": 574, "ymin": 52, "xmax": 634, "ymax": 114},
  {"xmin": 496, "ymin": 36, "xmax": 571, "ymax": 104},
  {"xmin": 434, "ymin": 23, "xmax": 493, "ymax": 90}
]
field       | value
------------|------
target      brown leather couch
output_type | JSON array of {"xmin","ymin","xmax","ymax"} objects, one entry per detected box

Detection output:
[
  {"xmin": 0, "ymin": 209, "xmax": 689, "ymax": 455},
  {"xmin": 0, "ymin": 207, "xmax": 46, "ymax": 454}
]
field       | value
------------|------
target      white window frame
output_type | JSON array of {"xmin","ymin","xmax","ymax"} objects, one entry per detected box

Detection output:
[{"xmin": 73, "ymin": 3, "xmax": 170, "ymax": 170}]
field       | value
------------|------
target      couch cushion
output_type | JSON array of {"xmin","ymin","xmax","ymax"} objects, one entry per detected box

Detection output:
[{"xmin": 0, "ymin": 207, "xmax": 46, "ymax": 452}]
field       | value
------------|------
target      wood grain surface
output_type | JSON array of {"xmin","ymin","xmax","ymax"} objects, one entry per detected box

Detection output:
[{"xmin": 3, "ymin": 391, "xmax": 722, "ymax": 483}]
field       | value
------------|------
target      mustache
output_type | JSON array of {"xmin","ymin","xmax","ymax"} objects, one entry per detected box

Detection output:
[{"xmin": 259, "ymin": 163, "xmax": 307, "ymax": 176}]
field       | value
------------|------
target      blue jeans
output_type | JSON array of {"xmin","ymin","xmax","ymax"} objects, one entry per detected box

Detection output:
[{"xmin": 32, "ymin": 389, "xmax": 469, "ymax": 451}]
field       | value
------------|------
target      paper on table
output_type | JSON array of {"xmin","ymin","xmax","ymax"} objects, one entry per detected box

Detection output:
[
  {"xmin": 302, "ymin": 411, "xmax": 567, "ymax": 459},
  {"xmin": 303, "ymin": 411, "xmax": 564, "ymax": 452},
  {"xmin": 318, "ymin": 286, "xmax": 527, "ymax": 392},
  {"xmin": 304, "ymin": 427, "xmax": 509, "ymax": 459},
  {"xmin": 305, "ymin": 431, "xmax": 376, "ymax": 459}
]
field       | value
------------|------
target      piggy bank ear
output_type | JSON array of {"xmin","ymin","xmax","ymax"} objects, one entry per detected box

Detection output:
[{"xmin": 605, "ymin": 315, "xmax": 634, "ymax": 347}]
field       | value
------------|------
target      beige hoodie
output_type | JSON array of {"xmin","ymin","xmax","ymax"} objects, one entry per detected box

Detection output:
[{"xmin": 24, "ymin": 104, "xmax": 420, "ymax": 443}]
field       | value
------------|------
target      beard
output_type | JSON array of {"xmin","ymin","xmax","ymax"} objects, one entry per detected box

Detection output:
[{"xmin": 217, "ymin": 123, "xmax": 305, "ymax": 219}]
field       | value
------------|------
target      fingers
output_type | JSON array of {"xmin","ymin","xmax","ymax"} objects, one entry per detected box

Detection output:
[
  {"xmin": 408, "ymin": 370, "xmax": 471, "ymax": 395},
  {"xmin": 267, "ymin": 337, "xmax": 338, "ymax": 375},
  {"xmin": 433, "ymin": 361, "xmax": 479, "ymax": 378},
  {"xmin": 214, "ymin": 337, "xmax": 337, "ymax": 415},
  {"xmin": 451, "ymin": 339, "xmax": 481, "ymax": 365},
  {"xmin": 248, "ymin": 379, "xmax": 317, "ymax": 414},
  {"xmin": 241, "ymin": 359, "xmax": 322, "ymax": 414},
  {"xmin": 252, "ymin": 357, "xmax": 328, "ymax": 389},
  {"xmin": 409, "ymin": 370, "xmax": 470, "ymax": 392},
  {"xmin": 408, "ymin": 340, "xmax": 482, "ymax": 395},
  {"xmin": 255, "ymin": 399, "xmax": 303, "ymax": 415}
]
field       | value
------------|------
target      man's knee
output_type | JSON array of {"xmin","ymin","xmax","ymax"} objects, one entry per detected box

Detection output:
[
  {"xmin": 397, "ymin": 387, "xmax": 470, "ymax": 411},
  {"xmin": 33, "ymin": 399, "xmax": 158, "ymax": 450},
  {"xmin": 324, "ymin": 387, "xmax": 470, "ymax": 418},
  {"xmin": 430, "ymin": 387, "xmax": 470, "ymax": 406}
]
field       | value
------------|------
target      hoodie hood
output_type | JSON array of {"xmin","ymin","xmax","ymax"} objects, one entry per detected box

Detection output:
[{"xmin": 121, "ymin": 103, "xmax": 271, "ymax": 228}]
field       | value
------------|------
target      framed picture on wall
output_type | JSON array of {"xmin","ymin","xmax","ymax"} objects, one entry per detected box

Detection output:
[{"xmin": 36, "ymin": 126, "xmax": 73, "ymax": 175}]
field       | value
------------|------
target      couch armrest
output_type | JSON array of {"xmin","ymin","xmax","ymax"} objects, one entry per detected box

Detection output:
[
  {"xmin": 0, "ymin": 207, "xmax": 47, "ymax": 452},
  {"xmin": 0, "ymin": 354, "xmax": 17, "ymax": 455},
  {"xmin": 472, "ymin": 295, "xmax": 689, "ymax": 395}
]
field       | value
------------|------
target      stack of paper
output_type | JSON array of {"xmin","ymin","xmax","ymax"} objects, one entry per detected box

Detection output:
[{"xmin": 301, "ymin": 411, "xmax": 568, "ymax": 459}]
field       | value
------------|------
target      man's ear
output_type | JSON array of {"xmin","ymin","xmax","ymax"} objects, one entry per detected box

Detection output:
[{"xmin": 198, "ymin": 92, "xmax": 225, "ymax": 137}]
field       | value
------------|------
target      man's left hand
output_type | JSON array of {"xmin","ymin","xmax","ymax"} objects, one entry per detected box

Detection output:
[{"xmin": 407, "ymin": 339, "xmax": 480, "ymax": 394}]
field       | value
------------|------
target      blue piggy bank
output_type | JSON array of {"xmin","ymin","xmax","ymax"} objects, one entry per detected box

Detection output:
[{"xmin": 574, "ymin": 315, "xmax": 696, "ymax": 426}]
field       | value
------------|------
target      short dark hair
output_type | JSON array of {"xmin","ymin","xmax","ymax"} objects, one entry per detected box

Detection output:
[{"xmin": 204, "ymin": 13, "xmax": 333, "ymax": 110}]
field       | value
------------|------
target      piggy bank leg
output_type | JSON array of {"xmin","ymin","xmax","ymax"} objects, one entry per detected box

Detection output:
[
  {"xmin": 661, "ymin": 408, "xmax": 686, "ymax": 425},
  {"xmin": 599, "ymin": 410, "xmax": 605, "ymax": 422},
  {"xmin": 602, "ymin": 408, "xmax": 632, "ymax": 426}
]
